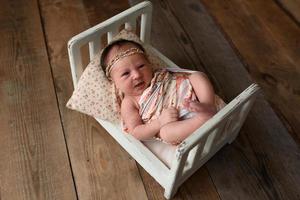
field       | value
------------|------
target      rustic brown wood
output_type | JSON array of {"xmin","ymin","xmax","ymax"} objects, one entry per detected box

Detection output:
[
  {"xmin": 276, "ymin": 0, "xmax": 300, "ymax": 24},
  {"xmin": 0, "ymin": 0, "xmax": 77, "ymax": 199},
  {"xmin": 82, "ymin": 0, "xmax": 130, "ymax": 27},
  {"xmin": 2, "ymin": 0, "xmax": 299, "ymax": 199},
  {"xmin": 201, "ymin": 0, "xmax": 300, "ymax": 143},
  {"xmin": 138, "ymin": 166, "xmax": 220, "ymax": 200},
  {"xmin": 181, "ymin": 168, "xmax": 220, "ymax": 200},
  {"xmin": 38, "ymin": 0, "xmax": 148, "ymax": 199},
  {"xmin": 137, "ymin": 168, "xmax": 166, "ymax": 200},
  {"xmin": 131, "ymin": 0, "xmax": 300, "ymax": 199}
]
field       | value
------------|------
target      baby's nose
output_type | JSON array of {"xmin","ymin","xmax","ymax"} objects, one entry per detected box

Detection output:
[{"xmin": 132, "ymin": 70, "xmax": 142, "ymax": 79}]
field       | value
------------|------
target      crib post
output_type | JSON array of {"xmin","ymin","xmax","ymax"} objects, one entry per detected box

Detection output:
[
  {"xmin": 164, "ymin": 184, "xmax": 179, "ymax": 200},
  {"xmin": 68, "ymin": 43, "xmax": 83, "ymax": 88},
  {"xmin": 164, "ymin": 144, "xmax": 189, "ymax": 199},
  {"xmin": 140, "ymin": 12, "xmax": 152, "ymax": 43},
  {"xmin": 187, "ymin": 138, "xmax": 207, "ymax": 168}
]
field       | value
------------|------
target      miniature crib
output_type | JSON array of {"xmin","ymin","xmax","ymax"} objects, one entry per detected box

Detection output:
[{"xmin": 67, "ymin": 1, "xmax": 260, "ymax": 199}]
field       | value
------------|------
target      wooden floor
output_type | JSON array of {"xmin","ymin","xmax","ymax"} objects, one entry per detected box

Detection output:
[{"xmin": 0, "ymin": 0, "xmax": 299, "ymax": 199}]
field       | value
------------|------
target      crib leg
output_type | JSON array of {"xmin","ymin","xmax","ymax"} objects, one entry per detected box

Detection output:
[{"xmin": 164, "ymin": 186, "xmax": 178, "ymax": 200}]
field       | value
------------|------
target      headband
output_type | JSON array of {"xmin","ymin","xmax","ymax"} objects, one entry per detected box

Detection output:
[{"xmin": 105, "ymin": 47, "xmax": 145, "ymax": 78}]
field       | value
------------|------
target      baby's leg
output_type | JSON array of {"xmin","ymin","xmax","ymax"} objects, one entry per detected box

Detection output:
[
  {"xmin": 188, "ymin": 72, "xmax": 215, "ymax": 107},
  {"xmin": 158, "ymin": 72, "xmax": 216, "ymax": 144},
  {"xmin": 159, "ymin": 113, "xmax": 213, "ymax": 144}
]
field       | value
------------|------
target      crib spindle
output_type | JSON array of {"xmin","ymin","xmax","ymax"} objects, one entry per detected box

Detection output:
[
  {"xmin": 107, "ymin": 27, "xmax": 119, "ymax": 43},
  {"xmin": 140, "ymin": 13, "xmax": 152, "ymax": 43},
  {"xmin": 68, "ymin": 46, "xmax": 83, "ymax": 88},
  {"xmin": 184, "ymin": 136, "xmax": 207, "ymax": 172},
  {"xmin": 88, "ymin": 37, "xmax": 101, "ymax": 61},
  {"xmin": 188, "ymin": 119, "xmax": 227, "ymax": 169},
  {"xmin": 202, "ymin": 128, "xmax": 219, "ymax": 155},
  {"xmin": 185, "ymin": 125, "xmax": 223, "ymax": 173},
  {"xmin": 165, "ymin": 149, "xmax": 189, "ymax": 199}
]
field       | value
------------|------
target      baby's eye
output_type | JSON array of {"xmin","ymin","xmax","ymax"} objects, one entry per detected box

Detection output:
[
  {"xmin": 121, "ymin": 72, "xmax": 129, "ymax": 77},
  {"xmin": 138, "ymin": 64, "xmax": 144, "ymax": 69}
]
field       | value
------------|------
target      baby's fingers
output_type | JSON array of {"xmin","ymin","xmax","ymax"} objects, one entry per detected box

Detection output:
[
  {"xmin": 171, "ymin": 111, "xmax": 179, "ymax": 119},
  {"xmin": 168, "ymin": 108, "xmax": 179, "ymax": 121}
]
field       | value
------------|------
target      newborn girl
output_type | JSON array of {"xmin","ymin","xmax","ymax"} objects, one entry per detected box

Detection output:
[{"xmin": 101, "ymin": 39, "xmax": 217, "ymax": 145}]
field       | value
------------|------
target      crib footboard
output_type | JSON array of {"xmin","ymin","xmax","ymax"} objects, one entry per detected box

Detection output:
[{"xmin": 164, "ymin": 83, "xmax": 260, "ymax": 199}]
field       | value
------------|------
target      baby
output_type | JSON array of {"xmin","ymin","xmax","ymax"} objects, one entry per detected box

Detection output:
[{"xmin": 101, "ymin": 39, "xmax": 216, "ymax": 144}]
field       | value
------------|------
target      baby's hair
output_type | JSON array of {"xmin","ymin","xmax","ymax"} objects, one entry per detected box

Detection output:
[{"xmin": 101, "ymin": 39, "xmax": 146, "ymax": 74}]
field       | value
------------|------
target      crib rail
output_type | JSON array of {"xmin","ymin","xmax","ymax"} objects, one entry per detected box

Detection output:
[
  {"xmin": 67, "ymin": 1, "xmax": 152, "ymax": 88},
  {"xmin": 164, "ymin": 83, "xmax": 260, "ymax": 197},
  {"xmin": 182, "ymin": 83, "xmax": 259, "ymax": 153}
]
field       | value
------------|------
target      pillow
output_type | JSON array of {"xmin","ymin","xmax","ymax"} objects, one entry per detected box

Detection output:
[
  {"xmin": 66, "ymin": 29, "xmax": 167, "ymax": 123},
  {"xmin": 66, "ymin": 53, "xmax": 121, "ymax": 123}
]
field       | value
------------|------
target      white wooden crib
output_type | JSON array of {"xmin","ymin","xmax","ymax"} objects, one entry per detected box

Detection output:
[{"xmin": 67, "ymin": 1, "xmax": 260, "ymax": 199}]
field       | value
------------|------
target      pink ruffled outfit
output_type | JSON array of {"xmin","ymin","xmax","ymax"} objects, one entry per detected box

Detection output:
[
  {"xmin": 139, "ymin": 69, "xmax": 197, "ymax": 123},
  {"xmin": 122, "ymin": 68, "xmax": 225, "ymax": 143}
]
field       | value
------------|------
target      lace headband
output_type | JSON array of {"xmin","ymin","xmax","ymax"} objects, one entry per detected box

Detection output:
[{"xmin": 105, "ymin": 47, "xmax": 145, "ymax": 78}]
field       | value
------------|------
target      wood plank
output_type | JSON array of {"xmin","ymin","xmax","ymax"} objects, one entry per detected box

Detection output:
[
  {"xmin": 0, "ymin": 0, "xmax": 77, "ymax": 199},
  {"xmin": 131, "ymin": 0, "xmax": 300, "ymax": 199},
  {"xmin": 38, "ymin": 0, "xmax": 148, "ymax": 199},
  {"xmin": 82, "ymin": 0, "xmax": 129, "ymax": 27},
  {"xmin": 138, "ymin": 167, "xmax": 220, "ymax": 200},
  {"xmin": 276, "ymin": 0, "xmax": 300, "ymax": 24},
  {"xmin": 201, "ymin": 0, "xmax": 300, "ymax": 142}
]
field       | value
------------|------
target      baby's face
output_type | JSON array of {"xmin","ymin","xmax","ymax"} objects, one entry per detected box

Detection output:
[{"xmin": 108, "ymin": 44, "xmax": 153, "ymax": 97}]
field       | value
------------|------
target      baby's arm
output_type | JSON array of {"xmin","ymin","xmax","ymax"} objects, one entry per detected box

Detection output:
[{"xmin": 121, "ymin": 97, "xmax": 178, "ymax": 140}]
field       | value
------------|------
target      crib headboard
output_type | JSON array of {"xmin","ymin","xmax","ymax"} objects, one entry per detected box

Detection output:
[{"xmin": 67, "ymin": 1, "xmax": 152, "ymax": 88}]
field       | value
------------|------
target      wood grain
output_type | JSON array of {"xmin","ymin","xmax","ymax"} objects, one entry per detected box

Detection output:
[
  {"xmin": 0, "ymin": 0, "xmax": 77, "ymax": 199},
  {"xmin": 131, "ymin": 0, "xmax": 300, "ymax": 199},
  {"xmin": 201, "ymin": 0, "xmax": 300, "ymax": 143},
  {"xmin": 3, "ymin": 0, "xmax": 296, "ymax": 199},
  {"xmin": 82, "ymin": 0, "xmax": 130, "ymax": 27},
  {"xmin": 276, "ymin": 0, "xmax": 300, "ymax": 24},
  {"xmin": 38, "ymin": 0, "xmax": 148, "ymax": 199}
]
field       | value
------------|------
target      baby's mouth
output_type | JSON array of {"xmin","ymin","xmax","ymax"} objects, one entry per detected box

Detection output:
[{"xmin": 134, "ymin": 81, "xmax": 145, "ymax": 88}]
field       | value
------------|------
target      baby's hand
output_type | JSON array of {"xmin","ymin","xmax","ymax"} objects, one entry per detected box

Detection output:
[{"xmin": 159, "ymin": 107, "xmax": 178, "ymax": 127}]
